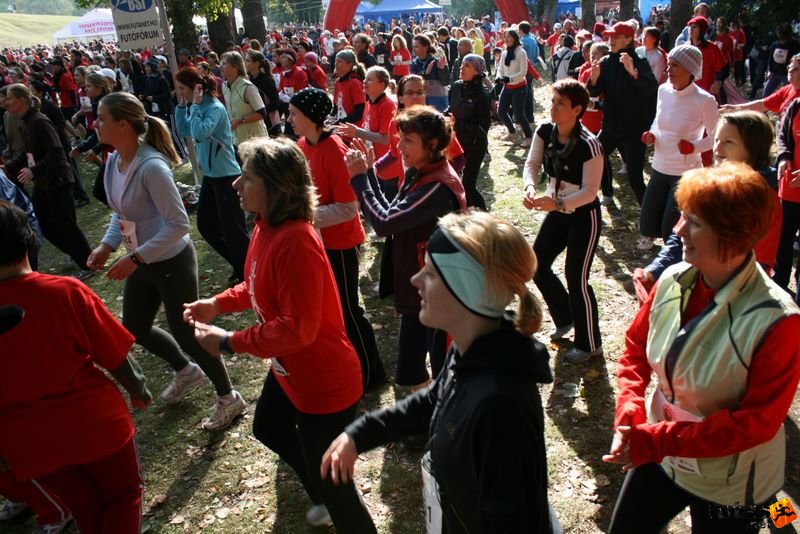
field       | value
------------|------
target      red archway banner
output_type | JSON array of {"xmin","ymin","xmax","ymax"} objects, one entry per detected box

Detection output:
[{"xmin": 322, "ymin": 0, "xmax": 531, "ymax": 32}]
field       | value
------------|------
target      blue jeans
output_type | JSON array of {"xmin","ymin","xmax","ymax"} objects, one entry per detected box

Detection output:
[
  {"xmin": 763, "ymin": 72, "xmax": 788, "ymax": 98},
  {"xmin": 498, "ymin": 84, "xmax": 532, "ymax": 138}
]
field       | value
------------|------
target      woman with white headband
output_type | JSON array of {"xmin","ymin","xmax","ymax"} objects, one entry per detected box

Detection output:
[{"xmin": 321, "ymin": 210, "xmax": 558, "ymax": 533}]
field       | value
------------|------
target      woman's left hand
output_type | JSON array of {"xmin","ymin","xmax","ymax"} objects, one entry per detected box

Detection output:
[
  {"xmin": 531, "ymin": 195, "xmax": 557, "ymax": 212},
  {"xmin": 602, "ymin": 425, "xmax": 634, "ymax": 471},
  {"xmin": 192, "ymin": 321, "xmax": 227, "ymax": 357},
  {"xmin": 106, "ymin": 254, "xmax": 138, "ymax": 280},
  {"xmin": 17, "ymin": 168, "xmax": 33, "ymax": 185}
]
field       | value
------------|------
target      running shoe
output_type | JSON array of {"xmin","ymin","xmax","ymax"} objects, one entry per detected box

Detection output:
[
  {"xmin": 550, "ymin": 324, "xmax": 574, "ymax": 341},
  {"xmin": 305, "ymin": 504, "xmax": 333, "ymax": 527},
  {"xmin": 636, "ymin": 236, "xmax": 655, "ymax": 250},
  {"xmin": 0, "ymin": 500, "xmax": 27, "ymax": 520},
  {"xmin": 564, "ymin": 347, "xmax": 604, "ymax": 363},
  {"xmin": 160, "ymin": 362, "xmax": 206, "ymax": 404},
  {"xmin": 201, "ymin": 390, "xmax": 246, "ymax": 431},
  {"xmin": 39, "ymin": 516, "xmax": 73, "ymax": 534}
]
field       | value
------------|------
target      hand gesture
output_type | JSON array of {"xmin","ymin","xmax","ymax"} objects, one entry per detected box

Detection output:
[
  {"xmin": 602, "ymin": 425, "xmax": 633, "ymax": 471},
  {"xmin": 106, "ymin": 254, "xmax": 138, "ymax": 280},
  {"xmin": 345, "ymin": 138, "xmax": 374, "ymax": 177},
  {"xmin": 183, "ymin": 298, "xmax": 220, "ymax": 325},
  {"xmin": 619, "ymin": 53, "xmax": 636, "ymax": 77},
  {"xmin": 320, "ymin": 432, "xmax": 359, "ymax": 484},
  {"xmin": 87, "ymin": 243, "xmax": 112, "ymax": 270},
  {"xmin": 192, "ymin": 321, "xmax": 226, "ymax": 357},
  {"xmin": 522, "ymin": 184, "xmax": 536, "ymax": 210},
  {"xmin": 335, "ymin": 122, "xmax": 357, "ymax": 138}
]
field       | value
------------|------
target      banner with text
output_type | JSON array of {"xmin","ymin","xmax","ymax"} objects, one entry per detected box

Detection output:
[{"xmin": 110, "ymin": 0, "xmax": 163, "ymax": 50}]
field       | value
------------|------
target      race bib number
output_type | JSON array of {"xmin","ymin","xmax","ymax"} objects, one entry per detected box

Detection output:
[
  {"xmin": 773, "ymin": 48, "xmax": 789, "ymax": 65},
  {"xmin": 273, "ymin": 74, "xmax": 282, "ymax": 87},
  {"xmin": 80, "ymin": 96, "xmax": 92, "ymax": 111},
  {"xmin": 394, "ymin": 55, "xmax": 402, "ymax": 63},
  {"xmin": 284, "ymin": 87, "xmax": 295, "ymax": 97},
  {"xmin": 545, "ymin": 179, "xmax": 580, "ymax": 213},
  {"xmin": 26, "ymin": 152, "xmax": 35, "ymax": 168},
  {"xmin": 151, "ymin": 102, "xmax": 160, "ymax": 113},
  {"xmin": 421, "ymin": 453, "xmax": 442, "ymax": 534},
  {"xmin": 648, "ymin": 388, "xmax": 703, "ymax": 475},
  {"xmin": 118, "ymin": 219, "xmax": 139, "ymax": 253},
  {"xmin": 377, "ymin": 54, "xmax": 384, "ymax": 64}
]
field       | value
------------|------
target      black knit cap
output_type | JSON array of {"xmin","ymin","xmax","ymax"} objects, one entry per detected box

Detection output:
[{"xmin": 289, "ymin": 88, "xmax": 333, "ymax": 127}]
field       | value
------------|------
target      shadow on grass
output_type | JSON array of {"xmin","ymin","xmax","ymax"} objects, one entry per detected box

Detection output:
[{"xmin": 547, "ymin": 344, "xmax": 620, "ymax": 531}]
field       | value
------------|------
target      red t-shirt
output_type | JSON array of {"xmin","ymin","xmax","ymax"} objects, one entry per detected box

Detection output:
[
  {"xmin": 714, "ymin": 34, "xmax": 735, "ymax": 68},
  {"xmin": 215, "ymin": 219, "xmax": 363, "ymax": 414},
  {"xmin": 365, "ymin": 93, "xmax": 397, "ymax": 161},
  {"xmin": 298, "ymin": 133, "xmax": 365, "ymax": 250},
  {"xmin": 579, "ymin": 63, "xmax": 603, "ymax": 134},
  {"xmin": 763, "ymin": 83, "xmax": 800, "ymax": 115},
  {"xmin": 0, "ymin": 273, "xmax": 135, "ymax": 480},
  {"xmin": 695, "ymin": 41, "xmax": 727, "ymax": 92},
  {"xmin": 56, "ymin": 69, "xmax": 77, "ymax": 109},
  {"xmin": 729, "ymin": 29, "xmax": 746, "ymax": 62},
  {"xmin": 377, "ymin": 116, "xmax": 404, "ymax": 181},
  {"xmin": 334, "ymin": 74, "xmax": 366, "ymax": 127},
  {"xmin": 306, "ymin": 65, "xmax": 327, "ymax": 90},
  {"xmin": 391, "ymin": 47, "xmax": 411, "ymax": 77},
  {"xmin": 279, "ymin": 65, "xmax": 309, "ymax": 94},
  {"xmin": 780, "ymin": 111, "xmax": 800, "ymax": 203}
]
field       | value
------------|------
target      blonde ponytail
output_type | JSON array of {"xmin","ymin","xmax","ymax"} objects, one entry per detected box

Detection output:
[{"xmin": 144, "ymin": 115, "xmax": 181, "ymax": 166}]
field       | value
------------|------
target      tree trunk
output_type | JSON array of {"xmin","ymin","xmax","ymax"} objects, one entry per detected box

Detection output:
[
  {"xmin": 618, "ymin": 0, "xmax": 634, "ymax": 20},
  {"xmin": 207, "ymin": 8, "xmax": 235, "ymax": 53},
  {"xmin": 581, "ymin": 0, "xmax": 596, "ymax": 28},
  {"xmin": 165, "ymin": 0, "xmax": 197, "ymax": 53},
  {"xmin": 240, "ymin": 0, "xmax": 267, "ymax": 43},
  {"xmin": 669, "ymin": 0, "xmax": 692, "ymax": 47}
]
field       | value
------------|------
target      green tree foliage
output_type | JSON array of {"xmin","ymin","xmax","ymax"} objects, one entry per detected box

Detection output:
[
  {"xmin": 445, "ymin": 0, "xmax": 495, "ymax": 21},
  {"xmin": 15, "ymin": 0, "xmax": 85, "ymax": 15},
  {"xmin": 708, "ymin": 0, "xmax": 797, "ymax": 32}
]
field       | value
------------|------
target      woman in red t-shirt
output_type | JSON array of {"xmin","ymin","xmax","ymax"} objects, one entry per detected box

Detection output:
[
  {"xmin": 389, "ymin": 34, "xmax": 412, "ymax": 81},
  {"xmin": 185, "ymin": 137, "xmax": 376, "ymax": 532},
  {"xmin": 0, "ymin": 201, "xmax": 151, "ymax": 534},
  {"xmin": 288, "ymin": 87, "xmax": 386, "ymax": 391},
  {"xmin": 332, "ymin": 50, "xmax": 366, "ymax": 127}
]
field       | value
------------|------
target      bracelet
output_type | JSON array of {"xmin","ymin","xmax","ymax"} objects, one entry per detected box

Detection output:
[
  {"xmin": 128, "ymin": 252, "xmax": 143, "ymax": 266},
  {"xmin": 219, "ymin": 334, "xmax": 235, "ymax": 355}
]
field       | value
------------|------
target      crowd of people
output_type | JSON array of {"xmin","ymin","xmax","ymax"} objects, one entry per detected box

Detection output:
[{"xmin": 1, "ymin": 3, "xmax": 800, "ymax": 533}]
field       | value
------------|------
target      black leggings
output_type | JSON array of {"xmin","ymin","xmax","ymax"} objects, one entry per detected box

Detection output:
[
  {"xmin": 774, "ymin": 198, "xmax": 800, "ymax": 303},
  {"xmin": 609, "ymin": 463, "xmax": 768, "ymax": 533},
  {"xmin": 122, "ymin": 243, "xmax": 232, "ymax": 396},
  {"xmin": 598, "ymin": 130, "xmax": 647, "ymax": 205},
  {"xmin": 326, "ymin": 247, "xmax": 386, "ymax": 389},
  {"xmin": 252, "ymin": 371, "xmax": 377, "ymax": 533},
  {"xmin": 32, "ymin": 183, "xmax": 91, "ymax": 269},
  {"xmin": 459, "ymin": 137, "xmax": 488, "ymax": 210},
  {"xmin": 639, "ymin": 169, "xmax": 681, "ymax": 240},
  {"xmin": 533, "ymin": 204, "xmax": 602, "ymax": 352},
  {"xmin": 197, "ymin": 175, "xmax": 250, "ymax": 281},
  {"xmin": 396, "ymin": 312, "xmax": 448, "ymax": 386}
]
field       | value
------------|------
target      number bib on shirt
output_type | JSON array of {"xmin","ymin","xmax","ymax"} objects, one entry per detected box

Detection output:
[
  {"xmin": 648, "ymin": 388, "xmax": 703, "ymax": 475},
  {"xmin": 118, "ymin": 219, "xmax": 139, "ymax": 253},
  {"xmin": 545, "ymin": 179, "xmax": 580, "ymax": 213},
  {"xmin": 421, "ymin": 452, "xmax": 442, "ymax": 534},
  {"xmin": 80, "ymin": 96, "xmax": 91, "ymax": 112}
]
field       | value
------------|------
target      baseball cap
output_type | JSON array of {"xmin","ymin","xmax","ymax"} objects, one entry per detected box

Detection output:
[{"xmin": 603, "ymin": 21, "xmax": 635, "ymax": 38}]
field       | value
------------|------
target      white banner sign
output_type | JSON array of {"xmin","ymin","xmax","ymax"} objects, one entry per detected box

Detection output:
[{"xmin": 110, "ymin": 0, "xmax": 163, "ymax": 50}]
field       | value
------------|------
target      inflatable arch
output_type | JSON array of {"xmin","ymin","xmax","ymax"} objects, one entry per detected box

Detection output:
[{"xmin": 323, "ymin": 0, "xmax": 532, "ymax": 32}]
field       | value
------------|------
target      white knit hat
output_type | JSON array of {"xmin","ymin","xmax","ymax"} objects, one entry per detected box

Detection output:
[{"xmin": 668, "ymin": 44, "xmax": 702, "ymax": 81}]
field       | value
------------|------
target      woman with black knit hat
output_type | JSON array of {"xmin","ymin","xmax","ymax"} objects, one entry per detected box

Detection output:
[
  {"xmin": 447, "ymin": 53, "xmax": 491, "ymax": 209},
  {"xmin": 288, "ymin": 87, "xmax": 386, "ymax": 391}
]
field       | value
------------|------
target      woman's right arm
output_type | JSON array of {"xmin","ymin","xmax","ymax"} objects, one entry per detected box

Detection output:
[{"xmin": 614, "ymin": 295, "xmax": 655, "ymax": 429}]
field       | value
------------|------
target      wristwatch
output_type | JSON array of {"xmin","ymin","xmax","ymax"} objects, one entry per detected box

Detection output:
[
  {"xmin": 556, "ymin": 197, "xmax": 565, "ymax": 211},
  {"xmin": 128, "ymin": 252, "xmax": 144, "ymax": 266},
  {"xmin": 219, "ymin": 333, "xmax": 235, "ymax": 355}
]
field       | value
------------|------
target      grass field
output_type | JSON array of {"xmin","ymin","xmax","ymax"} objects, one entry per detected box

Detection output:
[
  {"xmin": 0, "ymin": 13, "xmax": 78, "ymax": 48},
  {"xmin": 2, "ymin": 81, "xmax": 800, "ymax": 533}
]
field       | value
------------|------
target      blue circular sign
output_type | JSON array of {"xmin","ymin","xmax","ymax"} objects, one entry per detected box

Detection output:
[{"xmin": 112, "ymin": 0, "xmax": 154, "ymax": 13}]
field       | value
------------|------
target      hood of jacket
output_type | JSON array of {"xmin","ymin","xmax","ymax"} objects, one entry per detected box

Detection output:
[{"xmin": 452, "ymin": 317, "xmax": 554, "ymax": 385}]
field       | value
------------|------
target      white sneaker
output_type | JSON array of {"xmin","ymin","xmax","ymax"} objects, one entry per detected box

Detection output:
[
  {"xmin": 39, "ymin": 516, "xmax": 73, "ymax": 534},
  {"xmin": 521, "ymin": 137, "xmax": 532, "ymax": 148},
  {"xmin": 636, "ymin": 236, "xmax": 655, "ymax": 250},
  {"xmin": 201, "ymin": 390, "xmax": 246, "ymax": 431},
  {"xmin": 0, "ymin": 500, "xmax": 27, "ymax": 520},
  {"xmin": 305, "ymin": 504, "xmax": 333, "ymax": 527},
  {"xmin": 160, "ymin": 362, "xmax": 205, "ymax": 404}
]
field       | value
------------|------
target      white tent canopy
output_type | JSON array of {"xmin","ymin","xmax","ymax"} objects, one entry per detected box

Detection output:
[{"xmin": 52, "ymin": 8, "xmax": 117, "ymax": 44}]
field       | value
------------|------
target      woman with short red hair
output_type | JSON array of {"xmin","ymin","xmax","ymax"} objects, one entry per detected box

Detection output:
[{"xmin": 605, "ymin": 162, "xmax": 800, "ymax": 532}]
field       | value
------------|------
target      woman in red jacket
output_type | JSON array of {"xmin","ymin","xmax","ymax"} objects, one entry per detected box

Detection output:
[
  {"xmin": 184, "ymin": 137, "xmax": 376, "ymax": 532},
  {"xmin": 288, "ymin": 87, "xmax": 386, "ymax": 391}
]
